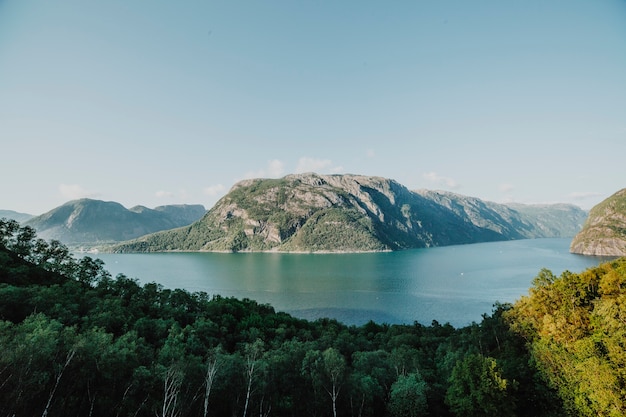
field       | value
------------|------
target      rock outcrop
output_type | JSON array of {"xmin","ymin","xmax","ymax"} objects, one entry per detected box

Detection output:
[{"xmin": 570, "ymin": 189, "xmax": 626, "ymax": 256}]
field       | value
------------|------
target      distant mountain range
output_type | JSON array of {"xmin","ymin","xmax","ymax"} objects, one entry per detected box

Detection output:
[
  {"xmin": 570, "ymin": 188, "xmax": 626, "ymax": 256},
  {"xmin": 22, "ymin": 199, "xmax": 206, "ymax": 247},
  {"xmin": 0, "ymin": 210, "xmax": 33, "ymax": 223},
  {"xmin": 110, "ymin": 173, "xmax": 587, "ymax": 253}
]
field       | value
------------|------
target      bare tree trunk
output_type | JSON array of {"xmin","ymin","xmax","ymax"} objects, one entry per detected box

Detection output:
[
  {"xmin": 330, "ymin": 382, "xmax": 338, "ymax": 417},
  {"xmin": 324, "ymin": 382, "xmax": 339, "ymax": 417},
  {"xmin": 42, "ymin": 349, "xmax": 76, "ymax": 417},
  {"xmin": 258, "ymin": 395, "xmax": 271, "ymax": 417},
  {"xmin": 203, "ymin": 356, "xmax": 220, "ymax": 417},
  {"xmin": 162, "ymin": 365, "xmax": 183, "ymax": 417},
  {"xmin": 242, "ymin": 340, "xmax": 264, "ymax": 417},
  {"xmin": 87, "ymin": 379, "xmax": 96, "ymax": 417},
  {"xmin": 116, "ymin": 381, "xmax": 135, "ymax": 417},
  {"xmin": 242, "ymin": 360, "xmax": 255, "ymax": 417}
]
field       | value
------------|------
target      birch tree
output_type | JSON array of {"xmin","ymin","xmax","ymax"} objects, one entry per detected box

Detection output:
[
  {"xmin": 303, "ymin": 348, "xmax": 347, "ymax": 417},
  {"xmin": 242, "ymin": 339, "xmax": 265, "ymax": 417}
]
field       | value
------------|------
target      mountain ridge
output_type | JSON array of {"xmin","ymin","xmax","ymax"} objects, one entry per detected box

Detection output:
[
  {"xmin": 110, "ymin": 173, "xmax": 587, "ymax": 253},
  {"xmin": 0, "ymin": 210, "xmax": 33, "ymax": 223},
  {"xmin": 23, "ymin": 198, "xmax": 206, "ymax": 247}
]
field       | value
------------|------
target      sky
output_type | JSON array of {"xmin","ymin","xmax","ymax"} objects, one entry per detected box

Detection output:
[{"xmin": 1, "ymin": 1, "xmax": 625, "ymax": 215}]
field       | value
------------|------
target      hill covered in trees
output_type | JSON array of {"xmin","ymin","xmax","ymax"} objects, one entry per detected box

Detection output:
[
  {"xmin": 111, "ymin": 173, "xmax": 587, "ymax": 253},
  {"xmin": 23, "ymin": 199, "xmax": 206, "ymax": 247},
  {"xmin": 4, "ymin": 218, "xmax": 625, "ymax": 416},
  {"xmin": 570, "ymin": 188, "xmax": 626, "ymax": 256}
]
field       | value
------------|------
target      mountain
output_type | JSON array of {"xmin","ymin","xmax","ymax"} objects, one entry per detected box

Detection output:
[
  {"xmin": 504, "ymin": 203, "xmax": 588, "ymax": 238},
  {"xmin": 110, "ymin": 173, "xmax": 587, "ymax": 253},
  {"xmin": 0, "ymin": 210, "xmax": 34, "ymax": 223},
  {"xmin": 414, "ymin": 190, "xmax": 587, "ymax": 239},
  {"xmin": 24, "ymin": 199, "xmax": 206, "ymax": 247},
  {"xmin": 570, "ymin": 188, "xmax": 626, "ymax": 256}
]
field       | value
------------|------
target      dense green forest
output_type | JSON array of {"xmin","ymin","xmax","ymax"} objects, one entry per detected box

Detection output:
[{"xmin": 1, "ymin": 218, "xmax": 624, "ymax": 416}]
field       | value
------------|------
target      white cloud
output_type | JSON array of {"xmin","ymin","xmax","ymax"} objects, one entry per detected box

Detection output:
[
  {"xmin": 366, "ymin": 148, "xmax": 376, "ymax": 158},
  {"xmin": 242, "ymin": 159, "xmax": 286, "ymax": 179},
  {"xmin": 240, "ymin": 157, "xmax": 344, "ymax": 181},
  {"xmin": 499, "ymin": 183, "xmax": 514, "ymax": 193},
  {"xmin": 423, "ymin": 172, "xmax": 459, "ymax": 189},
  {"xmin": 59, "ymin": 184, "xmax": 97, "ymax": 200},
  {"xmin": 295, "ymin": 157, "xmax": 343, "ymax": 174},
  {"xmin": 267, "ymin": 159, "xmax": 285, "ymax": 177},
  {"xmin": 155, "ymin": 190, "xmax": 174, "ymax": 198},
  {"xmin": 203, "ymin": 184, "xmax": 225, "ymax": 196},
  {"xmin": 155, "ymin": 189, "xmax": 190, "ymax": 200},
  {"xmin": 569, "ymin": 191, "xmax": 603, "ymax": 200}
]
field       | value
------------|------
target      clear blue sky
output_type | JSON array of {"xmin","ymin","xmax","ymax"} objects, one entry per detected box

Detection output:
[{"xmin": 1, "ymin": 1, "xmax": 625, "ymax": 215}]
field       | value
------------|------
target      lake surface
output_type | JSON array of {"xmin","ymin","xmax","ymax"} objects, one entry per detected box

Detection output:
[{"xmin": 89, "ymin": 238, "xmax": 614, "ymax": 327}]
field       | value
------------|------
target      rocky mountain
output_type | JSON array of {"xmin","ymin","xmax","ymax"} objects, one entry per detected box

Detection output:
[
  {"xmin": 414, "ymin": 190, "xmax": 586, "ymax": 239},
  {"xmin": 24, "ymin": 199, "xmax": 206, "ymax": 247},
  {"xmin": 570, "ymin": 188, "xmax": 626, "ymax": 256},
  {"xmin": 0, "ymin": 210, "xmax": 33, "ymax": 223},
  {"xmin": 505, "ymin": 203, "xmax": 588, "ymax": 238},
  {"xmin": 110, "ymin": 173, "xmax": 587, "ymax": 253}
]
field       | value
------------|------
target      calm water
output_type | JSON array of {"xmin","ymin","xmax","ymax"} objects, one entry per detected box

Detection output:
[{"xmin": 90, "ymin": 238, "xmax": 614, "ymax": 327}]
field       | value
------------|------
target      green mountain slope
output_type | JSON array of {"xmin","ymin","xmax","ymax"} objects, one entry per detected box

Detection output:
[
  {"xmin": 24, "ymin": 199, "xmax": 205, "ymax": 247},
  {"xmin": 570, "ymin": 188, "xmax": 626, "ymax": 256},
  {"xmin": 111, "ymin": 173, "xmax": 586, "ymax": 253}
]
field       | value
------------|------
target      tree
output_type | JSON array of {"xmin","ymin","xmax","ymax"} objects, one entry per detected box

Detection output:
[
  {"xmin": 350, "ymin": 350, "xmax": 394, "ymax": 417},
  {"xmin": 446, "ymin": 353, "xmax": 514, "ymax": 417},
  {"xmin": 302, "ymin": 347, "xmax": 346, "ymax": 417},
  {"xmin": 0, "ymin": 314, "xmax": 78, "ymax": 417},
  {"xmin": 242, "ymin": 339, "xmax": 265, "ymax": 417},
  {"xmin": 0, "ymin": 218, "xmax": 19, "ymax": 248},
  {"xmin": 202, "ymin": 346, "xmax": 223, "ymax": 417},
  {"xmin": 388, "ymin": 372, "xmax": 429, "ymax": 417},
  {"xmin": 13, "ymin": 225, "xmax": 37, "ymax": 258},
  {"xmin": 158, "ymin": 325, "xmax": 187, "ymax": 417}
]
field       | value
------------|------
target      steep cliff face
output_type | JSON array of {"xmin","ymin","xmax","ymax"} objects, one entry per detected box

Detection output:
[
  {"xmin": 111, "ymin": 173, "xmax": 586, "ymax": 253},
  {"xmin": 570, "ymin": 189, "xmax": 626, "ymax": 256}
]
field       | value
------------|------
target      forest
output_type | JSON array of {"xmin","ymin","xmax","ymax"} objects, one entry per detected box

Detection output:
[{"xmin": 1, "ymin": 218, "xmax": 625, "ymax": 417}]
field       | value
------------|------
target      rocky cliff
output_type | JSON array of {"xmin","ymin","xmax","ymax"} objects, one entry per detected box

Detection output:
[
  {"xmin": 111, "ymin": 173, "xmax": 587, "ymax": 253},
  {"xmin": 570, "ymin": 189, "xmax": 626, "ymax": 256}
]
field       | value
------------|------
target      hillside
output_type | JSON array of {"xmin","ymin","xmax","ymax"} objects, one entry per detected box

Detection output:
[
  {"xmin": 0, "ymin": 221, "xmax": 564, "ymax": 417},
  {"xmin": 24, "ymin": 199, "xmax": 205, "ymax": 247},
  {"xmin": 505, "ymin": 202, "xmax": 588, "ymax": 237},
  {"xmin": 111, "ymin": 173, "xmax": 587, "ymax": 253},
  {"xmin": 0, "ymin": 209, "xmax": 33, "ymax": 223},
  {"xmin": 570, "ymin": 188, "xmax": 626, "ymax": 256},
  {"xmin": 506, "ymin": 258, "xmax": 626, "ymax": 416},
  {"xmin": 414, "ymin": 190, "xmax": 587, "ymax": 239}
]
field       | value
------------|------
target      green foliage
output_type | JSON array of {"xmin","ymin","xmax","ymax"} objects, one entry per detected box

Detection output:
[
  {"xmin": 445, "ymin": 354, "xmax": 514, "ymax": 417},
  {"xmin": 0, "ymin": 223, "xmax": 571, "ymax": 416},
  {"xmin": 507, "ymin": 258, "xmax": 626, "ymax": 417},
  {"xmin": 388, "ymin": 372, "xmax": 429, "ymax": 417},
  {"xmin": 283, "ymin": 207, "xmax": 387, "ymax": 252}
]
